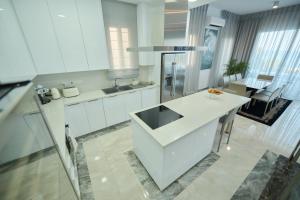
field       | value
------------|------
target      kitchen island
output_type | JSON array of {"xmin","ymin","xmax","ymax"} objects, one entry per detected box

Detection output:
[{"xmin": 130, "ymin": 90, "xmax": 250, "ymax": 190}]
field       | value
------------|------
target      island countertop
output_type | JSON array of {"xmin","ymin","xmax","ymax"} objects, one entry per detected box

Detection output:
[{"xmin": 130, "ymin": 90, "xmax": 250, "ymax": 147}]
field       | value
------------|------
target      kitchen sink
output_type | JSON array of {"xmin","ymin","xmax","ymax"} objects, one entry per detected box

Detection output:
[
  {"xmin": 102, "ymin": 85, "xmax": 134, "ymax": 94},
  {"xmin": 102, "ymin": 87, "xmax": 119, "ymax": 94},
  {"xmin": 118, "ymin": 85, "xmax": 133, "ymax": 91}
]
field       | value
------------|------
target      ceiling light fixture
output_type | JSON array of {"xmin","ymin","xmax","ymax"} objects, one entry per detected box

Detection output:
[
  {"xmin": 189, "ymin": 0, "xmax": 197, "ymax": 2},
  {"xmin": 273, "ymin": 1, "xmax": 279, "ymax": 9}
]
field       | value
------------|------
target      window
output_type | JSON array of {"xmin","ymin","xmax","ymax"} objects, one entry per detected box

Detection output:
[
  {"xmin": 102, "ymin": 0, "xmax": 138, "ymax": 69},
  {"xmin": 247, "ymin": 28, "xmax": 300, "ymax": 100}
]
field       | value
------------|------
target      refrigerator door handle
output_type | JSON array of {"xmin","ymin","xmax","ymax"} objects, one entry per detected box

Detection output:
[{"xmin": 171, "ymin": 62, "xmax": 176, "ymax": 97}]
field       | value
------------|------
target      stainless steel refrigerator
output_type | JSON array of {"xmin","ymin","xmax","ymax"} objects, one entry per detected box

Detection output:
[{"xmin": 160, "ymin": 53, "xmax": 186, "ymax": 103}]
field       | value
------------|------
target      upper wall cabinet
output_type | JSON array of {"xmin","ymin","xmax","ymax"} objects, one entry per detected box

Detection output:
[
  {"xmin": 0, "ymin": 0, "xmax": 36, "ymax": 81},
  {"xmin": 76, "ymin": 0, "xmax": 109, "ymax": 70},
  {"xmin": 47, "ymin": 0, "xmax": 89, "ymax": 72},
  {"xmin": 13, "ymin": 0, "xmax": 66, "ymax": 74}
]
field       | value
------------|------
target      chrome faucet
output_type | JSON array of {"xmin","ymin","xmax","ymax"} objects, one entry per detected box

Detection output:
[{"xmin": 114, "ymin": 78, "xmax": 120, "ymax": 88}]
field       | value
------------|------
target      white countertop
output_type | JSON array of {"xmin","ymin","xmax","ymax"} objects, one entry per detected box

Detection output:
[
  {"xmin": 63, "ymin": 84, "xmax": 158, "ymax": 105},
  {"xmin": 130, "ymin": 91, "xmax": 250, "ymax": 147},
  {"xmin": 40, "ymin": 84, "xmax": 159, "ymax": 144}
]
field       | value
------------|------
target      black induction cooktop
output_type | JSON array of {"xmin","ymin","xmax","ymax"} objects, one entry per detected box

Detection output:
[{"xmin": 135, "ymin": 105, "xmax": 183, "ymax": 130}]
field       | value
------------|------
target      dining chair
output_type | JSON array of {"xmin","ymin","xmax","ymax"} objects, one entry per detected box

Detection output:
[
  {"xmin": 251, "ymin": 87, "xmax": 282, "ymax": 115},
  {"xmin": 217, "ymin": 108, "xmax": 239, "ymax": 152},
  {"xmin": 226, "ymin": 83, "xmax": 251, "ymax": 109},
  {"xmin": 235, "ymin": 73, "xmax": 242, "ymax": 80},
  {"xmin": 228, "ymin": 83, "xmax": 251, "ymax": 97},
  {"xmin": 257, "ymin": 74, "xmax": 274, "ymax": 81}
]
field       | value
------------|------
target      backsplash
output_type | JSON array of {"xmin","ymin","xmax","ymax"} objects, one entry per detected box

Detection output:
[{"xmin": 33, "ymin": 70, "xmax": 137, "ymax": 93}]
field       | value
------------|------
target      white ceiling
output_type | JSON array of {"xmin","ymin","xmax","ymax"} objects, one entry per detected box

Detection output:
[{"xmin": 210, "ymin": 0, "xmax": 300, "ymax": 15}]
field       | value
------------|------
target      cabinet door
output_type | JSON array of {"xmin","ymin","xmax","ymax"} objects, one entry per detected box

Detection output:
[
  {"xmin": 103, "ymin": 95, "xmax": 126, "ymax": 127},
  {"xmin": 24, "ymin": 112, "xmax": 53, "ymax": 149},
  {"xmin": 76, "ymin": 0, "xmax": 109, "ymax": 70},
  {"xmin": 0, "ymin": 0, "xmax": 36, "ymax": 81},
  {"xmin": 141, "ymin": 87, "xmax": 159, "ymax": 108},
  {"xmin": 125, "ymin": 91, "xmax": 142, "ymax": 120},
  {"xmin": 83, "ymin": 99, "xmax": 106, "ymax": 132},
  {"xmin": 13, "ymin": 0, "xmax": 66, "ymax": 74},
  {"xmin": 47, "ymin": 0, "xmax": 88, "ymax": 72},
  {"xmin": 65, "ymin": 103, "xmax": 90, "ymax": 137}
]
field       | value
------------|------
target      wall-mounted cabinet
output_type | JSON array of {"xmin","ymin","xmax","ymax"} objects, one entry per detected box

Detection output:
[
  {"xmin": 13, "ymin": 0, "xmax": 66, "ymax": 74},
  {"xmin": 76, "ymin": 0, "xmax": 109, "ymax": 70},
  {"xmin": 47, "ymin": 0, "xmax": 89, "ymax": 72},
  {"xmin": 1, "ymin": 0, "xmax": 110, "ymax": 80},
  {"xmin": 0, "ymin": 0, "xmax": 36, "ymax": 81}
]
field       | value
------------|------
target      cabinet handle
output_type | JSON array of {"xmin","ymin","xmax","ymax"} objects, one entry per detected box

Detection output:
[
  {"xmin": 88, "ymin": 99, "xmax": 99, "ymax": 102},
  {"xmin": 67, "ymin": 103, "xmax": 80, "ymax": 106},
  {"xmin": 129, "ymin": 91, "xmax": 137, "ymax": 94},
  {"xmin": 28, "ymin": 111, "xmax": 39, "ymax": 115},
  {"xmin": 107, "ymin": 94, "xmax": 118, "ymax": 98}
]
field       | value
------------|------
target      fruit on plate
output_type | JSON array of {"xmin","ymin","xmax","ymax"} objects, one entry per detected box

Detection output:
[{"xmin": 208, "ymin": 88, "xmax": 223, "ymax": 95}]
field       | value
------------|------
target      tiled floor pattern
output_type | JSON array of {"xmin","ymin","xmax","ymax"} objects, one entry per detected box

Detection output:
[
  {"xmin": 126, "ymin": 151, "xmax": 219, "ymax": 200},
  {"xmin": 82, "ymin": 101, "xmax": 300, "ymax": 200}
]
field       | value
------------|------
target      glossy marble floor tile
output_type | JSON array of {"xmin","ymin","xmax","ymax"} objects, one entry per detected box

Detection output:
[
  {"xmin": 0, "ymin": 149, "xmax": 76, "ymax": 200},
  {"xmin": 126, "ymin": 150, "xmax": 219, "ymax": 200},
  {"xmin": 81, "ymin": 101, "xmax": 300, "ymax": 200}
]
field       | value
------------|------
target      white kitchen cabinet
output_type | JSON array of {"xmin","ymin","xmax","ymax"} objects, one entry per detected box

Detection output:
[
  {"xmin": 124, "ymin": 91, "xmax": 142, "ymax": 120},
  {"xmin": 47, "ymin": 0, "xmax": 88, "ymax": 72},
  {"xmin": 13, "ymin": 0, "xmax": 66, "ymax": 74},
  {"xmin": 65, "ymin": 103, "xmax": 90, "ymax": 137},
  {"xmin": 83, "ymin": 98, "xmax": 107, "ymax": 132},
  {"xmin": 103, "ymin": 94, "xmax": 126, "ymax": 127},
  {"xmin": 24, "ymin": 112, "xmax": 53, "ymax": 149},
  {"xmin": 141, "ymin": 87, "xmax": 159, "ymax": 108},
  {"xmin": 0, "ymin": 0, "xmax": 36, "ymax": 81},
  {"xmin": 76, "ymin": 0, "xmax": 109, "ymax": 70}
]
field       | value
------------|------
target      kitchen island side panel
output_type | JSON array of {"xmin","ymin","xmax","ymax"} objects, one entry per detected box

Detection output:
[
  {"xmin": 131, "ymin": 120, "xmax": 165, "ymax": 185},
  {"xmin": 161, "ymin": 118, "xmax": 219, "ymax": 189}
]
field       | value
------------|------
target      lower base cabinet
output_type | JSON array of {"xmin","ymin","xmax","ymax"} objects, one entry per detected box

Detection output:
[
  {"xmin": 141, "ymin": 87, "xmax": 159, "ymax": 108},
  {"xmin": 64, "ymin": 86, "xmax": 159, "ymax": 137},
  {"xmin": 65, "ymin": 103, "xmax": 90, "ymax": 137},
  {"xmin": 103, "ymin": 94, "xmax": 127, "ymax": 127},
  {"xmin": 124, "ymin": 91, "xmax": 142, "ymax": 120},
  {"xmin": 83, "ymin": 98, "xmax": 106, "ymax": 132}
]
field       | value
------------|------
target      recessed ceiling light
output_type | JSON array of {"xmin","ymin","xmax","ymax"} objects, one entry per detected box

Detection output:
[
  {"xmin": 189, "ymin": 0, "xmax": 197, "ymax": 2},
  {"xmin": 273, "ymin": 1, "xmax": 279, "ymax": 9}
]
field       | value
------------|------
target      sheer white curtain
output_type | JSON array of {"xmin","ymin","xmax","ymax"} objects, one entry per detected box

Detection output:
[
  {"xmin": 209, "ymin": 11, "xmax": 240, "ymax": 87},
  {"xmin": 184, "ymin": 5, "xmax": 208, "ymax": 95},
  {"xmin": 246, "ymin": 5, "xmax": 300, "ymax": 100}
]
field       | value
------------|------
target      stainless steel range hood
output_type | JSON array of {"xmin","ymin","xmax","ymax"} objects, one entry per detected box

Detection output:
[{"xmin": 127, "ymin": 0, "xmax": 207, "ymax": 52}]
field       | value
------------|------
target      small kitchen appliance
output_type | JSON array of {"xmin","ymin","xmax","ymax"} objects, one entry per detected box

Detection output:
[{"xmin": 62, "ymin": 81, "xmax": 80, "ymax": 98}]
